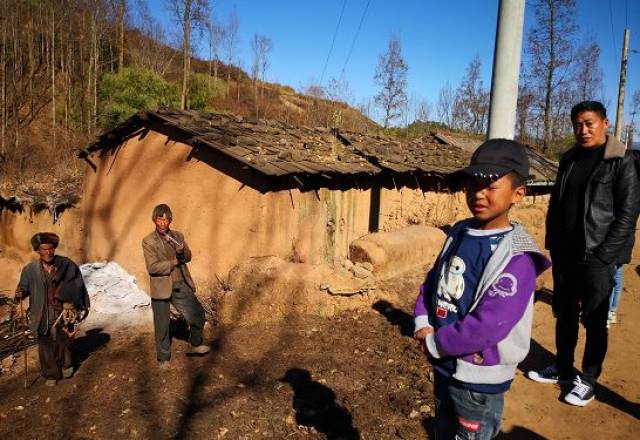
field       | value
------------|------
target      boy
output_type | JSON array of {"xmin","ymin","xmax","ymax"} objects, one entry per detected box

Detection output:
[{"xmin": 413, "ymin": 139, "xmax": 550, "ymax": 438}]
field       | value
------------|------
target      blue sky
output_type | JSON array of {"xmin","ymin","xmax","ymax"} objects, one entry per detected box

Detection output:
[{"xmin": 146, "ymin": 0, "xmax": 639, "ymax": 126}]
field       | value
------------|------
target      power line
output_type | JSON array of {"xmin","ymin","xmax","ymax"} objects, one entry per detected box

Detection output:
[
  {"xmin": 609, "ymin": 0, "xmax": 617, "ymax": 60},
  {"xmin": 340, "ymin": 0, "xmax": 372, "ymax": 77},
  {"xmin": 625, "ymin": 0, "xmax": 628, "ymax": 28},
  {"xmin": 319, "ymin": 0, "xmax": 348, "ymax": 87}
]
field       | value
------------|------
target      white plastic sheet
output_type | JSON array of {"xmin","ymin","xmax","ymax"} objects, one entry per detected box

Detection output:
[{"xmin": 81, "ymin": 262, "xmax": 150, "ymax": 314}]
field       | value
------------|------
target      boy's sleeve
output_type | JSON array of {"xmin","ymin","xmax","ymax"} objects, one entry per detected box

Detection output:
[
  {"xmin": 425, "ymin": 254, "xmax": 536, "ymax": 359},
  {"xmin": 414, "ymin": 268, "xmax": 436, "ymax": 333}
]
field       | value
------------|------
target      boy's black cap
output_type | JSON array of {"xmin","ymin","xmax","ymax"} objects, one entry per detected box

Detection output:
[{"xmin": 459, "ymin": 138, "xmax": 529, "ymax": 180}]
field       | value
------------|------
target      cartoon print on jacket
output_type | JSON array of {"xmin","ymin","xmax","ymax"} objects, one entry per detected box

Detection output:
[{"xmin": 437, "ymin": 256, "xmax": 466, "ymax": 302}]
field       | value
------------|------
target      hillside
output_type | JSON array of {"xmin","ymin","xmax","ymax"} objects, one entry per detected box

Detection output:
[{"xmin": 0, "ymin": 11, "xmax": 379, "ymax": 212}]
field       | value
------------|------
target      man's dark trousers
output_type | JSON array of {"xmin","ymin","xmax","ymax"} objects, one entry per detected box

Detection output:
[
  {"xmin": 552, "ymin": 258, "xmax": 614, "ymax": 386},
  {"xmin": 151, "ymin": 281, "xmax": 205, "ymax": 361}
]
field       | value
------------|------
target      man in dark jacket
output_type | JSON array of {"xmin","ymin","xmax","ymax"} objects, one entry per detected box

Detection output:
[
  {"xmin": 15, "ymin": 233, "xmax": 90, "ymax": 386},
  {"xmin": 527, "ymin": 101, "xmax": 640, "ymax": 406}
]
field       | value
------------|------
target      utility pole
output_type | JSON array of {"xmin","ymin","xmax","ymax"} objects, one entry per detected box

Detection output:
[
  {"xmin": 614, "ymin": 28, "xmax": 630, "ymax": 140},
  {"xmin": 487, "ymin": 0, "xmax": 526, "ymax": 140}
]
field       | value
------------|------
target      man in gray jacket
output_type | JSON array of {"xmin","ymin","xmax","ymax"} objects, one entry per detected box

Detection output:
[
  {"xmin": 142, "ymin": 204, "xmax": 210, "ymax": 368},
  {"xmin": 16, "ymin": 233, "xmax": 90, "ymax": 386}
]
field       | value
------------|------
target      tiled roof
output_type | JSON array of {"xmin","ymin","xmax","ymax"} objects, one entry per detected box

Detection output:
[{"xmin": 83, "ymin": 110, "xmax": 557, "ymax": 183}]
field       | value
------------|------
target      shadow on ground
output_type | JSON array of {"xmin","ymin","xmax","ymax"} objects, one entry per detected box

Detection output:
[
  {"xmin": 372, "ymin": 299, "xmax": 414, "ymax": 337},
  {"xmin": 496, "ymin": 426, "xmax": 547, "ymax": 439},
  {"xmin": 73, "ymin": 327, "xmax": 110, "ymax": 370},
  {"xmin": 280, "ymin": 367, "xmax": 360, "ymax": 440},
  {"xmin": 533, "ymin": 288, "xmax": 553, "ymax": 307}
]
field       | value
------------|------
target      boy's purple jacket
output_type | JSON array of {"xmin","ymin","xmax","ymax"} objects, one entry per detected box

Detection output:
[{"xmin": 414, "ymin": 220, "xmax": 551, "ymax": 387}]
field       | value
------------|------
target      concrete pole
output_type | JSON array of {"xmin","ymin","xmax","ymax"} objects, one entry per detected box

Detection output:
[
  {"xmin": 487, "ymin": 0, "xmax": 526, "ymax": 140},
  {"xmin": 614, "ymin": 28, "xmax": 630, "ymax": 140}
]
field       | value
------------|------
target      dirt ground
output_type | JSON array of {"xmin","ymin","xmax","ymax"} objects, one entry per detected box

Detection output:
[{"xmin": 1, "ymin": 258, "xmax": 638, "ymax": 440}]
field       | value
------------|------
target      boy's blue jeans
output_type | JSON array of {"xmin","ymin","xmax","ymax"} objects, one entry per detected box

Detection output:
[
  {"xmin": 608, "ymin": 265, "xmax": 623, "ymax": 313},
  {"xmin": 434, "ymin": 374, "xmax": 504, "ymax": 439}
]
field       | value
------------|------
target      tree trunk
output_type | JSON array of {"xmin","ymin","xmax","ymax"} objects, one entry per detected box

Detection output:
[
  {"xmin": 93, "ymin": 14, "xmax": 99, "ymax": 133},
  {"xmin": 1, "ymin": 16, "xmax": 6, "ymax": 158},
  {"xmin": 118, "ymin": 0, "xmax": 125, "ymax": 78},
  {"xmin": 542, "ymin": 0, "xmax": 556, "ymax": 154},
  {"xmin": 11, "ymin": 20, "xmax": 18, "ymax": 149},
  {"xmin": 181, "ymin": 0, "xmax": 191, "ymax": 110},
  {"xmin": 51, "ymin": 9, "xmax": 56, "ymax": 150},
  {"xmin": 28, "ymin": 11, "xmax": 34, "ymax": 122}
]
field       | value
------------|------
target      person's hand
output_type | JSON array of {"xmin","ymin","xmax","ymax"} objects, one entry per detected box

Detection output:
[
  {"xmin": 173, "ymin": 258, "xmax": 180, "ymax": 267},
  {"xmin": 413, "ymin": 327, "xmax": 433, "ymax": 340},
  {"xmin": 175, "ymin": 243, "xmax": 185, "ymax": 254}
]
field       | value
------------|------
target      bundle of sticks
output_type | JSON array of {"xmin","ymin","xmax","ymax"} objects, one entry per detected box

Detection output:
[{"xmin": 0, "ymin": 296, "xmax": 36, "ymax": 380}]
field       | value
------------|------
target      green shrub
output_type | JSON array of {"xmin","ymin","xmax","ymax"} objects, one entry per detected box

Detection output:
[
  {"xmin": 99, "ymin": 67, "xmax": 179, "ymax": 129},
  {"xmin": 188, "ymin": 74, "xmax": 227, "ymax": 111}
]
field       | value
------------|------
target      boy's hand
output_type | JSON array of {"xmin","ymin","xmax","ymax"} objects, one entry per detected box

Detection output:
[{"xmin": 413, "ymin": 327, "xmax": 433, "ymax": 340}]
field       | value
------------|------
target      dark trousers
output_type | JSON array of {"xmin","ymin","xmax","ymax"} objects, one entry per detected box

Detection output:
[
  {"xmin": 38, "ymin": 330, "xmax": 73, "ymax": 380},
  {"xmin": 433, "ymin": 374, "xmax": 504, "ymax": 439},
  {"xmin": 553, "ymin": 259, "xmax": 614, "ymax": 385},
  {"xmin": 151, "ymin": 281, "xmax": 205, "ymax": 361}
]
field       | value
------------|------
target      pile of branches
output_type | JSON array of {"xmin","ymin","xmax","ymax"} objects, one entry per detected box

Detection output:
[{"xmin": 0, "ymin": 297, "xmax": 36, "ymax": 363}]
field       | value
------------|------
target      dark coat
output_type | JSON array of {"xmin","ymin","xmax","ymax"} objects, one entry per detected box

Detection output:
[
  {"xmin": 17, "ymin": 255, "xmax": 90, "ymax": 334},
  {"xmin": 546, "ymin": 136, "xmax": 640, "ymax": 265}
]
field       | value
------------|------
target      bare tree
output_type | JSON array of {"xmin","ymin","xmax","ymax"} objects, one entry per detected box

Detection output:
[
  {"xmin": 525, "ymin": 0, "xmax": 577, "ymax": 152},
  {"xmin": 168, "ymin": 0, "xmax": 209, "ymax": 110},
  {"xmin": 373, "ymin": 35, "xmax": 408, "ymax": 128},
  {"xmin": 628, "ymin": 90, "xmax": 640, "ymax": 146},
  {"xmin": 574, "ymin": 37, "xmax": 604, "ymax": 102},
  {"xmin": 117, "ymin": 0, "xmax": 126, "ymax": 78},
  {"xmin": 302, "ymin": 81, "xmax": 325, "ymax": 99},
  {"xmin": 206, "ymin": 13, "xmax": 224, "ymax": 83},
  {"xmin": 516, "ymin": 83, "xmax": 536, "ymax": 144},
  {"xmin": 250, "ymin": 32, "xmax": 273, "ymax": 116},
  {"xmin": 223, "ymin": 11, "xmax": 239, "ymax": 84},
  {"xmin": 437, "ymin": 82, "xmax": 454, "ymax": 127},
  {"xmin": 131, "ymin": 0, "xmax": 174, "ymax": 74},
  {"xmin": 415, "ymin": 98, "xmax": 432, "ymax": 122},
  {"xmin": 631, "ymin": 90, "xmax": 640, "ymax": 125},
  {"xmin": 325, "ymin": 76, "xmax": 353, "ymax": 104},
  {"xmin": 452, "ymin": 55, "xmax": 489, "ymax": 133}
]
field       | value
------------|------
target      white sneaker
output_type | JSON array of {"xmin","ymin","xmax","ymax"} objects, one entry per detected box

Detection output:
[
  {"xmin": 527, "ymin": 364, "xmax": 561, "ymax": 384},
  {"xmin": 190, "ymin": 344, "xmax": 211, "ymax": 355},
  {"xmin": 564, "ymin": 376, "xmax": 595, "ymax": 407}
]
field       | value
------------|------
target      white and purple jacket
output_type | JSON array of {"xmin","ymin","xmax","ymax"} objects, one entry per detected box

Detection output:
[{"xmin": 414, "ymin": 220, "xmax": 551, "ymax": 392}]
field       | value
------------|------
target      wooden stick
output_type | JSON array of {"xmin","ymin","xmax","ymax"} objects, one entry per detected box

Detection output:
[{"xmin": 19, "ymin": 299, "xmax": 27, "ymax": 389}]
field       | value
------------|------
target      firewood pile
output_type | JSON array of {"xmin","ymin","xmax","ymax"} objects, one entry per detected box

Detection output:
[{"xmin": 0, "ymin": 296, "xmax": 36, "ymax": 367}]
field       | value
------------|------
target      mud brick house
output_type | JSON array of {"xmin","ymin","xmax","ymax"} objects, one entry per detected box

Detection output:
[{"xmin": 66, "ymin": 109, "xmax": 555, "ymax": 290}]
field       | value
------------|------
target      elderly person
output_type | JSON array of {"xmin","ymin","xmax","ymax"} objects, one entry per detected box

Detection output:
[
  {"xmin": 142, "ymin": 204, "xmax": 210, "ymax": 369},
  {"xmin": 15, "ymin": 233, "xmax": 90, "ymax": 386}
]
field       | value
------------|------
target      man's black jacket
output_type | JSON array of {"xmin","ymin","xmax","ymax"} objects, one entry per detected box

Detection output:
[{"xmin": 546, "ymin": 136, "xmax": 640, "ymax": 266}]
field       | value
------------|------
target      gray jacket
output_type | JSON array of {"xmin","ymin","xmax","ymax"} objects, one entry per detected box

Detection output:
[{"xmin": 17, "ymin": 256, "xmax": 90, "ymax": 334}]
